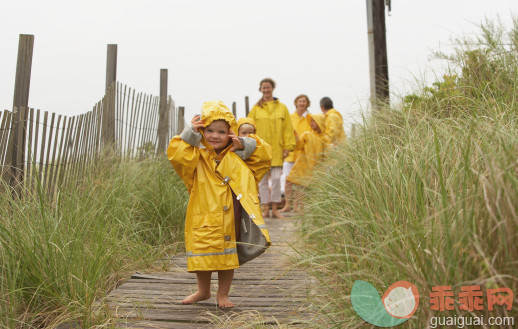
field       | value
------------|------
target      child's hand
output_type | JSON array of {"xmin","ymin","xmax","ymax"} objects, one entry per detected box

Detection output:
[
  {"xmin": 191, "ymin": 115, "xmax": 204, "ymax": 133},
  {"xmin": 228, "ymin": 130, "xmax": 244, "ymax": 151}
]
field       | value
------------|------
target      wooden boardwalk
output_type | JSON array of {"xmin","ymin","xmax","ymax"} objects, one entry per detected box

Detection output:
[{"xmin": 108, "ymin": 216, "xmax": 318, "ymax": 328}]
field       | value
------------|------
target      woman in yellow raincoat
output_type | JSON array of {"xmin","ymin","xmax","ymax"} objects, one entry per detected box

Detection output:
[
  {"xmin": 248, "ymin": 78, "xmax": 296, "ymax": 218},
  {"xmin": 280, "ymin": 94, "xmax": 312, "ymax": 213},
  {"xmin": 167, "ymin": 101, "xmax": 272, "ymax": 308},
  {"xmin": 287, "ymin": 113, "xmax": 328, "ymax": 212}
]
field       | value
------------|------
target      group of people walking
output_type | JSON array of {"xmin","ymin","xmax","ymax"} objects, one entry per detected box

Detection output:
[
  {"xmin": 246, "ymin": 77, "xmax": 346, "ymax": 218},
  {"xmin": 166, "ymin": 77, "xmax": 346, "ymax": 308}
]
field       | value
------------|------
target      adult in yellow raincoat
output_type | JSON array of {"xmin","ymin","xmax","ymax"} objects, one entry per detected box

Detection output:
[
  {"xmin": 248, "ymin": 78, "xmax": 296, "ymax": 218},
  {"xmin": 280, "ymin": 94, "xmax": 312, "ymax": 213},
  {"xmin": 320, "ymin": 97, "xmax": 346, "ymax": 146},
  {"xmin": 287, "ymin": 113, "xmax": 328, "ymax": 188},
  {"xmin": 167, "ymin": 101, "xmax": 272, "ymax": 308}
]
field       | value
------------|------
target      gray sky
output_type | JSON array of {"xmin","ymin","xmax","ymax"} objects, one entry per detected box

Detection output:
[{"xmin": 1, "ymin": 1, "xmax": 517, "ymax": 133}]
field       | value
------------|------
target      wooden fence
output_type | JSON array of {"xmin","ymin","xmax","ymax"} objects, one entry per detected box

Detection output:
[{"xmin": 0, "ymin": 81, "xmax": 184, "ymax": 198}]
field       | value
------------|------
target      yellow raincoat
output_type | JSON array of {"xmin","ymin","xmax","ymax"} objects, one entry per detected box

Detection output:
[
  {"xmin": 285, "ymin": 111, "xmax": 312, "ymax": 163},
  {"xmin": 287, "ymin": 114, "xmax": 327, "ymax": 187},
  {"xmin": 324, "ymin": 108, "xmax": 346, "ymax": 145},
  {"xmin": 248, "ymin": 99, "xmax": 296, "ymax": 167},
  {"xmin": 167, "ymin": 101, "xmax": 272, "ymax": 272}
]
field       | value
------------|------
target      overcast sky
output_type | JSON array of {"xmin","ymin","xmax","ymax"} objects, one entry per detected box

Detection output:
[{"xmin": 1, "ymin": 1, "xmax": 517, "ymax": 133}]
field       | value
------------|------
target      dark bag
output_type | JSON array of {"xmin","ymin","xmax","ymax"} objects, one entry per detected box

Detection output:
[{"xmin": 237, "ymin": 212, "xmax": 269, "ymax": 265}]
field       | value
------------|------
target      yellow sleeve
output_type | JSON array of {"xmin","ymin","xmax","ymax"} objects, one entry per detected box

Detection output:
[
  {"xmin": 166, "ymin": 136, "xmax": 200, "ymax": 193},
  {"xmin": 294, "ymin": 131, "xmax": 308, "ymax": 151},
  {"xmin": 325, "ymin": 113, "xmax": 340, "ymax": 144},
  {"xmin": 282, "ymin": 106, "xmax": 296, "ymax": 151},
  {"xmin": 245, "ymin": 134, "xmax": 272, "ymax": 183}
]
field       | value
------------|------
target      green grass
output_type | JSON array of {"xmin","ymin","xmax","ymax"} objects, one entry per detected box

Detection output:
[
  {"xmin": 297, "ymin": 17, "xmax": 518, "ymax": 328},
  {"xmin": 0, "ymin": 156, "xmax": 188, "ymax": 328}
]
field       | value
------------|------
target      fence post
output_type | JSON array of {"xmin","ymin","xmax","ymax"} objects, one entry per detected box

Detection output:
[
  {"xmin": 157, "ymin": 69, "xmax": 169, "ymax": 154},
  {"xmin": 8, "ymin": 34, "xmax": 34, "ymax": 196},
  {"xmin": 366, "ymin": 0, "xmax": 389, "ymax": 109},
  {"xmin": 102, "ymin": 44, "xmax": 117, "ymax": 147},
  {"xmin": 177, "ymin": 106, "xmax": 185, "ymax": 133},
  {"xmin": 105, "ymin": 44, "xmax": 117, "ymax": 93},
  {"xmin": 245, "ymin": 96, "xmax": 250, "ymax": 116},
  {"xmin": 232, "ymin": 102, "xmax": 237, "ymax": 118}
]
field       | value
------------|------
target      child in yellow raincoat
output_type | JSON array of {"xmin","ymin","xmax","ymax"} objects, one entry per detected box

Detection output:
[
  {"xmin": 286, "ymin": 113, "xmax": 328, "ymax": 212},
  {"xmin": 167, "ymin": 101, "xmax": 272, "ymax": 308},
  {"xmin": 237, "ymin": 117, "xmax": 256, "ymax": 137}
]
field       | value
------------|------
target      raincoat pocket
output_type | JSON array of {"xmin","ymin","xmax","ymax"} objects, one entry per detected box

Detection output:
[{"xmin": 192, "ymin": 212, "xmax": 224, "ymax": 254}]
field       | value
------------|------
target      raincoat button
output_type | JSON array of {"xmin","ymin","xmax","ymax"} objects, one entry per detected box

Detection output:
[
  {"xmin": 224, "ymin": 235, "xmax": 231, "ymax": 241},
  {"xmin": 223, "ymin": 176, "xmax": 231, "ymax": 184},
  {"xmin": 236, "ymin": 193, "xmax": 242, "ymax": 200},
  {"xmin": 223, "ymin": 206, "xmax": 229, "ymax": 212}
]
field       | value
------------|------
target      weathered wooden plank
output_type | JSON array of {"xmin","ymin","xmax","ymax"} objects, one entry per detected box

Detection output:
[
  {"xmin": 137, "ymin": 93, "xmax": 149, "ymax": 155},
  {"xmin": 37, "ymin": 111, "xmax": 48, "ymax": 186},
  {"xmin": 77, "ymin": 111, "xmax": 91, "ymax": 180},
  {"xmin": 0, "ymin": 111, "xmax": 11, "ymax": 166},
  {"xmin": 117, "ymin": 320, "xmax": 214, "ymax": 329},
  {"xmin": 85, "ymin": 109, "xmax": 96, "ymax": 168},
  {"xmin": 108, "ymin": 293, "xmax": 307, "ymax": 305},
  {"xmin": 147, "ymin": 96, "xmax": 160, "ymax": 153},
  {"xmin": 111, "ymin": 306, "xmax": 313, "ymax": 324},
  {"xmin": 120, "ymin": 278, "xmax": 311, "ymax": 289},
  {"xmin": 50, "ymin": 116, "xmax": 67, "ymax": 194},
  {"xmin": 138, "ymin": 94, "xmax": 151, "ymax": 152},
  {"xmin": 0, "ymin": 111, "xmax": 12, "ymax": 186},
  {"xmin": 63, "ymin": 115, "xmax": 80, "ymax": 188},
  {"xmin": 116, "ymin": 81, "xmax": 121, "ymax": 156},
  {"xmin": 25, "ymin": 108, "xmax": 34, "ymax": 189},
  {"xmin": 94, "ymin": 103, "xmax": 102, "ymax": 156},
  {"xmin": 71, "ymin": 114, "xmax": 85, "ymax": 183},
  {"xmin": 43, "ymin": 112, "xmax": 55, "ymax": 191},
  {"xmin": 138, "ymin": 94, "xmax": 152, "ymax": 154},
  {"xmin": 47, "ymin": 114, "xmax": 62, "ymax": 195},
  {"xmin": 128, "ymin": 91, "xmax": 141, "ymax": 158},
  {"xmin": 30, "ymin": 109, "xmax": 40, "ymax": 191},
  {"xmin": 58, "ymin": 116, "xmax": 74, "ymax": 189},
  {"xmin": 123, "ymin": 85, "xmax": 131, "ymax": 156}
]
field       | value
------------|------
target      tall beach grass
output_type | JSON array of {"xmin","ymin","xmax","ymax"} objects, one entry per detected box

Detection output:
[
  {"xmin": 0, "ymin": 156, "xmax": 187, "ymax": 328},
  {"xmin": 298, "ymin": 17, "xmax": 518, "ymax": 328}
]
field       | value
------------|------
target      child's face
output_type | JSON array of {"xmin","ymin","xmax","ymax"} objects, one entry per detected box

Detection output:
[
  {"xmin": 310, "ymin": 118, "xmax": 321, "ymax": 133},
  {"xmin": 204, "ymin": 120, "xmax": 231, "ymax": 152},
  {"xmin": 238, "ymin": 124, "xmax": 255, "ymax": 137}
]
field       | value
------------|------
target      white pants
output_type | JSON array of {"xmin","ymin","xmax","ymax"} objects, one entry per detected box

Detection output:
[
  {"xmin": 259, "ymin": 167, "xmax": 282, "ymax": 204},
  {"xmin": 280, "ymin": 161, "xmax": 295, "ymax": 194}
]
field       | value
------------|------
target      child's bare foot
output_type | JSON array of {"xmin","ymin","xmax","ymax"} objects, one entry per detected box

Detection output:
[
  {"xmin": 278, "ymin": 206, "xmax": 291, "ymax": 212},
  {"xmin": 262, "ymin": 204, "xmax": 270, "ymax": 218},
  {"xmin": 272, "ymin": 210, "xmax": 285, "ymax": 219},
  {"xmin": 182, "ymin": 291, "xmax": 211, "ymax": 304},
  {"xmin": 217, "ymin": 295, "xmax": 235, "ymax": 308}
]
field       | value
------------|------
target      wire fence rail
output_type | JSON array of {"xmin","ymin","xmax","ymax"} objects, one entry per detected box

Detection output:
[{"xmin": 1, "ymin": 81, "xmax": 185, "ymax": 198}]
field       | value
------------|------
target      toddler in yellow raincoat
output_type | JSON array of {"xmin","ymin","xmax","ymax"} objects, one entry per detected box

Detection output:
[
  {"xmin": 167, "ymin": 101, "xmax": 272, "ymax": 308},
  {"xmin": 286, "ymin": 113, "xmax": 328, "ymax": 212},
  {"xmin": 237, "ymin": 117, "xmax": 256, "ymax": 137}
]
